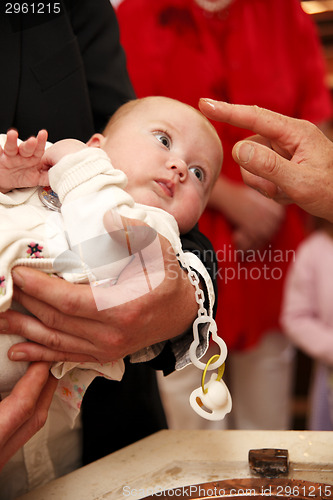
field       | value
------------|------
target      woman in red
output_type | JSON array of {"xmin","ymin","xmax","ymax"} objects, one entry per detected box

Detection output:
[{"xmin": 115, "ymin": 0, "xmax": 332, "ymax": 428}]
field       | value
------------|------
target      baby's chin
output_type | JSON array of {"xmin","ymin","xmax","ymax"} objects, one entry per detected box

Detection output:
[
  {"xmin": 177, "ymin": 207, "xmax": 204, "ymax": 234},
  {"xmin": 177, "ymin": 219, "xmax": 197, "ymax": 235},
  {"xmin": 127, "ymin": 189, "xmax": 198, "ymax": 234}
]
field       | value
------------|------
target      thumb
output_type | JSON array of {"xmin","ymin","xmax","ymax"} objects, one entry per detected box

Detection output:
[
  {"xmin": 232, "ymin": 140, "xmax": 294, "ymax": 200},
  {"xmin": 37, "ymin": 170, "xmax": 51, "ymax": 187},
  {"xmin": 40, "ymin": 150, "xmax": 55, "ymax": 172}
]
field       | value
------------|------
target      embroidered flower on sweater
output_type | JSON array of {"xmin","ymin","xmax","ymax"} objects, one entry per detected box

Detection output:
[
  {"xmin": 74, "ymin": 385, "xmax": 85, "ymax": 399},
  {"xmin": 62, "ymin": 387, "xmax": 72, "ymax": 398},
  {"xmin": 27, "ymin": 242, "xmax": 43, "ymax": 258}
]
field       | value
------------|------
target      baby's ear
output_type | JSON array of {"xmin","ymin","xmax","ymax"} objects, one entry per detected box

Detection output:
[{"xmin": 86, "ymin": 133, "xmax": 104, "ymax": 148}]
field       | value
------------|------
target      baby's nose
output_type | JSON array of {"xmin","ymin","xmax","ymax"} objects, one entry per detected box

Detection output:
[{"xmin": 167, "ymin": 158, "xmax": 187, "ymax": 180}]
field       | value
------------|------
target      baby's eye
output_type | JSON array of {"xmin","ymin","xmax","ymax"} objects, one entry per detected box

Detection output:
[
  {"xmin": 189, "ymin": 166, "xmax": 204, "ymax": 182},
  {"xmin": 154, "ymin": 132, "xmax": 171, "ymax": 149}
]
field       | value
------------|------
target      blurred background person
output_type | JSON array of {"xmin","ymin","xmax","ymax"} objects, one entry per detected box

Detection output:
[
  {"xmin": 114, "ymin": 0, "xmax": 332, "ymax": 430},
  {"xmin": 281, "ymin": 217, "xmax": 333, "ymax": 431}
]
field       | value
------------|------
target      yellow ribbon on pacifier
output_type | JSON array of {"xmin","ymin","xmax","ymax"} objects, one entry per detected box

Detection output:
[{"xmin": 201, "ymin": 355, "xmax": 225, "ymax": 394}]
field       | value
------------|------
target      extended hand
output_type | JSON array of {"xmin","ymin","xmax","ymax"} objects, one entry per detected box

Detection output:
[{"xmin": 199, "ymin": 99, "xmax": 333, "ymax": 222}]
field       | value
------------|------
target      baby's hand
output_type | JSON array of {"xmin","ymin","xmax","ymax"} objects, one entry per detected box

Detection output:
[
  {"xmin": 0, "ymin": 129, "xmax": 48, "ymax": 193},
  {"xmin": 41, "ymin": 139, "xmax": 87, "ymax": 169}
]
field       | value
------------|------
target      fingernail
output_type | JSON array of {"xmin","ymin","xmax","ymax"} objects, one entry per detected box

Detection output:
[
  {"xmin": 10, "ymin": 351, "xmax": 27, "ymax": 361},
  {"xmin": 235, "ymin": 142, "xmax": 254, "ymax": 164},
  {"xmin": 201, "ymin": 98, "xmax": 217, "ymax": 110},
  {"xmin": 0, "ymin": 318, "xmax": 9, "ymax": 331},
  {"xmin": 12, "ymin": 269, "xmax": 25, "ymax": 288}
]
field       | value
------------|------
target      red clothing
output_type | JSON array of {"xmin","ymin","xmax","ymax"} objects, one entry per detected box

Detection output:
[{"xmin": 116, "ymin": 0, "xmax": 332, "ymax": 350}]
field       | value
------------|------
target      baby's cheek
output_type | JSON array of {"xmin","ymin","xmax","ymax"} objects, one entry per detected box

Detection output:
[{"xmin": 178, "ymin": 203, "xmax": 202, "ymax": 233}]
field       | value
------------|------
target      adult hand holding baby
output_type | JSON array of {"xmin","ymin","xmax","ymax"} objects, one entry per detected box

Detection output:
[
  {"xmin": 2, "ymin": 223, "xmax": 195, "ymax": 365},
  {"xmin": 0, "ymin": 362, "xmax": 57, "ymax": 472}
]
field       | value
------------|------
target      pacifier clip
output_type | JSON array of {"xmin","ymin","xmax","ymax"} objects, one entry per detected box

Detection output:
[{"xmin": 179, "ymin": 254, "xmax": 232, "ymax": 421}]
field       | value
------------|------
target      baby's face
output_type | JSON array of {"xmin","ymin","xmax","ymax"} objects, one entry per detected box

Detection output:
[{"xmin": 101, "ymin": 97, "xmax": 222, "ymax": 233}]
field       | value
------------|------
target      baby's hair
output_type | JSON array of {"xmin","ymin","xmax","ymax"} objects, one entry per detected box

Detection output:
[{"xmin": 103, "ymin": 98, "xmax": 141, "ymax": 135}]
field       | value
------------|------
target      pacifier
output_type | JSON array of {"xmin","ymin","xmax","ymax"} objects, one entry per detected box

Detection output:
[{"xmin": 189, "ymin": 354, "xmax": 232, "ymax": 421}]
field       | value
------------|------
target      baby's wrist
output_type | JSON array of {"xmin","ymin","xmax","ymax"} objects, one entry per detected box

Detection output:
[
  {"xmin": 49, "ymin": 139, "xmax": 87, "ymax": 163},
  {"xmin": 49, "ymin": 147, "xmax": 111, "ymax": 202}
]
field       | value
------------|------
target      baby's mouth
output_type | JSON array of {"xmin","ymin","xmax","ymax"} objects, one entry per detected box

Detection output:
[{"xmin": 155, "ymin": 179, "xmax": 174, "ymax": 198}]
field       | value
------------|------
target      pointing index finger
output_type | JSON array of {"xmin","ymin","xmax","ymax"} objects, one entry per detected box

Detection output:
[{"xmin": 198, "ymin": 99, "xmax": 298, "ymax": 142}]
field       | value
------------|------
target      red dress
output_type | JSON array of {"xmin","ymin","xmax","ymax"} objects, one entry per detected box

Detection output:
[{"xmin": 116, "ymin": 0, "xmax": 332, "ymax": 350}]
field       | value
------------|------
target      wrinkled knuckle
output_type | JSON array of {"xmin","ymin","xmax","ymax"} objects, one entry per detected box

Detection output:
[
  {"xmin": 100, "ymin": 333, "xmax": 125, "ymax": 360},
  {"xmin": 39, "ymin": 350, "xmax": 55, "ymax": 362},
  {"xmin": 300, "ymin": 118, "xmax": 315, "ymax": 130},
  {"xmin": 263, "ymin": 152, "xmax": 280, "ymax": 177},
  {"xmin": 252, "ymin": 105, "xmax": 266, "ymax": 124},
  {"xmin": 105, "ymin": 329, "xmax": 124, "ymax": 350},
  {"xmin": 47, "ymin": 332, "xmax": 63, "ymax": 351},
  {"xmin": 35, "ymin": 307, "xmax": 58, "ymax": 329},
  {"xmin": 253, "ymin": 104, "xmax": 264, "ymax": 115},
  {"xmin": 299, "ymin": 119, "xmax": 318, "ymax": 138},
  {"xmin": 11, "ymin": 320, "xmax": 26, "ymax": 337},
  {"xmin": 47, "ymin": 312, "xmax": 61, "ymax": 330},
  {"xmin": 59, "ymin": 294, "xmax": 82, "ymax": 315}
]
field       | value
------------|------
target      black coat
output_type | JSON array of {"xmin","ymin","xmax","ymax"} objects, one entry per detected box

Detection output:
[{"xmin": 0, "ymin": 0, "xmax": 135, "ymax": 141}]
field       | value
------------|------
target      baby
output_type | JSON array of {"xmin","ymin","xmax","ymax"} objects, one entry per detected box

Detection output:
[{"xmin": 0, "ymin": 96, "xmax": 223, "ymax": 420}]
